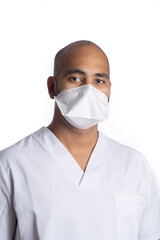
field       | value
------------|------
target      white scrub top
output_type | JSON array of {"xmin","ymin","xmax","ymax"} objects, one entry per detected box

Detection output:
[{"xmin": 0, "ymin": 126, "xmax": 160, "ymax": 240}]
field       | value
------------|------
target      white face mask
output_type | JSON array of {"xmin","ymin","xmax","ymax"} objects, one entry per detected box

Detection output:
[{"xmin": 54, "ymin": 84, "xmax": 110, "ymax": 129}]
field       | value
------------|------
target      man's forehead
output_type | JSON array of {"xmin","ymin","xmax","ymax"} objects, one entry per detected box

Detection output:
[
  {"xmin": 54, "ymin": 42, "xmax": 109, "ymax": 77},
  {"xmin": 61, "ymin": 45, "xmax": 109, "ymax": 68},
  {"xmin": 63, "ymin": 44, "xmax": 107, "ymax": 59}
]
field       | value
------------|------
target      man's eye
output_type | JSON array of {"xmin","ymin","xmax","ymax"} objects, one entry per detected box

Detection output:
[
  {"xmin": 95, "ymin": 79, "xmax": 105, "ymax": 84},
  {"xmin": 69, "ymin": 77, "xmax": 81, "ymax": 82}
]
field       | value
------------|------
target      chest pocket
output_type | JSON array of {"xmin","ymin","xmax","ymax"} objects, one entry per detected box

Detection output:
[{"xmin": 113, "ymin": 194, "xmax": 146, "ymax": 240}]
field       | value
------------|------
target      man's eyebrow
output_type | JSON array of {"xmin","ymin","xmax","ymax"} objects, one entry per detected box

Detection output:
[
  {"xmin": 64, "ymin": 68, "xmax": 109, "ymax": 80},
  {"xmin": 64, "ymin": 69, "xmax": 86, "ymax": 76},
  {"xmin": 94, "ymin": 73, "xmax": 109, "ymax": 80}
]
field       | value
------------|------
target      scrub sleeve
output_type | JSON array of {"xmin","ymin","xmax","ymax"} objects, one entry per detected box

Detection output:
[
  {"xmin": 0, "ymin": 162, "xmax": 16, "ymax": 239},
  {"xmin": 138, "ymin": 161, "xmax": 160, "ymax": 240}
]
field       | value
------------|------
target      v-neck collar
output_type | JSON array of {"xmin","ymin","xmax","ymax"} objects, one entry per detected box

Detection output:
[{"xmin": 37, "ymin": 126, "xmax": 108, "ymax": 190}]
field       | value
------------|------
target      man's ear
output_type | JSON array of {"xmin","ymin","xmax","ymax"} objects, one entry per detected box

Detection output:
[{"xmin": 47, "ymin": 76, "xmax": 56, "ymax": 99}]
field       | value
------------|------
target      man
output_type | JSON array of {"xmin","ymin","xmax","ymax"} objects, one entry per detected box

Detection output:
[{"xmin": 0, "ymin": 40, "xmax": 160, "ymax": 240}]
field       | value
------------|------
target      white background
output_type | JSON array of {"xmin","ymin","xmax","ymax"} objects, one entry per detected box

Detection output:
[{"xmin": 0, "ymin": 0, "xmax": 160, "ymax": 184}]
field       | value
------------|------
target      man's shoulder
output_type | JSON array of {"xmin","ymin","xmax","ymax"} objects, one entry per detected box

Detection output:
[
  {"xmin": 0, "ymin": 127, "xmax": 45, "ymax": 167},
  {"xmin": 99, "ymin": 130, "xmax": 147, "ymax": 164},
  {"xmin": 100, "ymin": 131, "xmax": 160, "ymax": 197}
]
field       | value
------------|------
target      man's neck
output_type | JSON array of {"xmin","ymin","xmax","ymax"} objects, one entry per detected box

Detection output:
[
  {"xmin": 47, "ymin": 107, "xmax": 99, "ymax": 172},
  {"xmin": 47, "ymin": 120, "xmax": 99, "ymax": 152}
]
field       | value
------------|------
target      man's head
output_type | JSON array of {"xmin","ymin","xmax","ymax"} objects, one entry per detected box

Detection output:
[{"xmin": 48, "ymin": 40, "xmax": 111, "ymax": 100}]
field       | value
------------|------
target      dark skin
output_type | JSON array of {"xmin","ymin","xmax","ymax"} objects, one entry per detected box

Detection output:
[{"xmin": 47, "ymin": 44, "xmax": 111, "ymax": 172}]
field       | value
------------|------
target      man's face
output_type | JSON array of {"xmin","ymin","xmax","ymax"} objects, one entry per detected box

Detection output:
[{"xmin": 55, "ymin": 45, "xmax": 111, "ymax": 99}]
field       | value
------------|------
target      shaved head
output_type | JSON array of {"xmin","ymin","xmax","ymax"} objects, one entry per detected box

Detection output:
[
  {"xmin": 47, "ymin": 40, "xmax": 111, "ymax": 99},
  {"xmin": 54, "ymin": 40, "xmax": 109, "ymax": 79}
]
